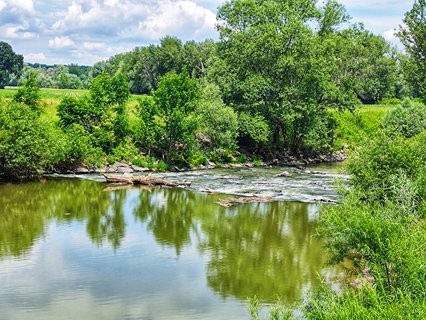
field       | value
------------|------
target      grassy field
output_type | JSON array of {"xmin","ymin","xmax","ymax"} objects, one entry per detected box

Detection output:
[
  {"xmin": 0, "ymin": 86, "xmax": 141, "ymax": 121},
  {"xmin": 333, "ymin": 104, "xmax": 395, "ymax": 150}
]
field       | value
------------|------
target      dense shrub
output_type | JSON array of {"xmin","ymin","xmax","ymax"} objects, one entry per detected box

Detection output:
[
  {"xmin": 383, "ymin": 99, "xmax": 426, "ymax": 138},
  {"xmin": 347, "ymin": 131, "xmax": 426, "ymax": 202},
  {"xmin": 0, "ymin": 103, "xmax": 67, "ymax": 179},
  {"xmin": 13, "ymin": 72, "xmax": 41, "ymax": 109},
  {"xmin": 196, "ymin": 83, "xmax": 239, "ymax": 152}
]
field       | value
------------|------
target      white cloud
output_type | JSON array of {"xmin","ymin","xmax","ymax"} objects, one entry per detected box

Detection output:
[
  {"xmin": 49, "ymin": 36, "xmax": 75, "ymax": 49},
  {"xmin": 0, "ymin": 25, "xmax": 37, "ymax": 39},
  {"xmin": 12, "ymin": 0, "xmax": 34, "ymax": 12},
  {"xmin": 24, "ymin": 52, "xmax": 47, "ymax": 63},
  {"xmin": 82, "ymin": 41, "xmax": 106, "ymax": 50},
  {"xmin": 52, "ymin": 0, "xmax": 216, "ymax": 41},
  {"xmin": 136, "ymin": 0, "xmax": 217, "ymax": 40}
]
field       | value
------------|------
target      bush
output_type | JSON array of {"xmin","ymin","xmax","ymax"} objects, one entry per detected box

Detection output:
[
  {"xmin": 347, "ymin": 131, "xmax": 426, "ymax": 202},
  {"xmin": 383, "ymin": 99, "xmax": 426, "ymax": 138},
  {"xmin": 13, "ymin": 71, "xmax": 41, "ymax": 109},
  {"xmin": 196, "ymin": 83, "xmax": 239, "ymax": 152},
  {"xmin": 63, "ymin": 124, "xmax": 104, "ymax": 167},
  {"xmin": 238, "ymin": 112, "xmax": 270, "ymax": 145},
  {"xmin": 0, "ymin": 103, "xmax": 67, "ymax": 179}
]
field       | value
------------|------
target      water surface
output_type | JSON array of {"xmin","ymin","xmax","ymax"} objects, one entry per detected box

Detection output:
[{"xmin": 0, "ymin": 167, "xmax": 341, "ymax": 319}]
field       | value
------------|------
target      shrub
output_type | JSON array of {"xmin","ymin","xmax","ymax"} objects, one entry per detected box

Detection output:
[
  {"xmin": 13, "ymin": 71, "xmax": 41, "ymax": 109},
  {"xmin": 196, "ymin": 83, "xmax": 239, "ymax": 152},
  {"xmin": 0, "ymin": 102, "xmax": 67, "ymax": 179},
  {"xmin": 238, "ymin": 112, "xmax": 270, "ymax": 145},
  {"xmin": 347, "ymin": 131, "xmax": 426, "ymax": 203},
  {"xmin": 383, "ymin": 99, "xmax": 426, "ymax": 138}
]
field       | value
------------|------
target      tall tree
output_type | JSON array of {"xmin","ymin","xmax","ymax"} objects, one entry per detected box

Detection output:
[
  {"xmin": 398, "ymin": 0, "xmax": 426, "ymax": 101},
  {"xmin": 0, "ymin": 42, "xmax": 23, "ymax": 89},
  {"xmin": 215, "ymin": 0, "xmax": 354, "ymax": 153}
]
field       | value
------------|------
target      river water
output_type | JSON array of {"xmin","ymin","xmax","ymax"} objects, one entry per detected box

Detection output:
[{"xmin": 0, "ymin": 165, "xmax": 344, "ymax": 319}]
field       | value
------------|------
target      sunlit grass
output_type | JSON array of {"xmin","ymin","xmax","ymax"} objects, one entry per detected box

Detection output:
[{"xmin": 0, "ymin": 86, "xmax": 143, "ymax": 122}]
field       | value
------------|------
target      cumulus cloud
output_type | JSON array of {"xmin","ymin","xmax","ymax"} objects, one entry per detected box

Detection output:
[
  {"xmin": 135, "ymin": 0, "xmax": 216, "ymax": 40},
  {"xmin": 51, "ymin": 0, "xmax": 217, "ymax": 41},
  {"xmin": 82, "ymin": 41, "xmax": 107, "ymax": 51},
  {"xmin": 0, "ymin": 25, "xmax": 37, "ymax": 39},
  {"xmin": 24, "ymin": 52, "xmax": 47, "ymax": 63},
  {"xmin": 49, "ymin": 36, "xmax": 75, "ymax": 49}
]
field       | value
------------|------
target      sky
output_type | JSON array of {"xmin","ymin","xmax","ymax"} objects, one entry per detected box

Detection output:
[{"xmin": 0, "ymin": 0, "xmax": 415, "ymax": 66}]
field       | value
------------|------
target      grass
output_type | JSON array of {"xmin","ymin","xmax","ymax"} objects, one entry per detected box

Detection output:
[
  {"xmin": 333, "ymin": 104, "xmax": 394, "ymax": 150},
  {"xmin": 0, "ymin": 86, "xmax": 143, "ymax": 122}
]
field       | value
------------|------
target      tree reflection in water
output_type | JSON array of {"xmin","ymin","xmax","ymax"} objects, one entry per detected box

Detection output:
[{"xmin": 0, "ymin": 179, "xmax": 329, "ymax": 305}]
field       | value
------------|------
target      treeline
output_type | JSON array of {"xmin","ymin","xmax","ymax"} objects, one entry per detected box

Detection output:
[{"xmin": 10, "ymin": 63, "xmax": 91, "ymax": 89}]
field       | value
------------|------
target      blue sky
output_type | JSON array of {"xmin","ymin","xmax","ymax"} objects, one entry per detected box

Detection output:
[{"xmin": 0, "ymin": 0, "xmax": 415, "ymax": 66}]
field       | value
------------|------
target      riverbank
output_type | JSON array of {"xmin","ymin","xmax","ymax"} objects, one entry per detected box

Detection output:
[{"xmin": 49, "ymin": 150, "xmax": 348, "ymax": 175}]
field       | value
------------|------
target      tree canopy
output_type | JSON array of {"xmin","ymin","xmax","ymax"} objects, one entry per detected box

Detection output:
[
  {"xmin": 398, "ymin": 0, "xmax": 426, "ymax": 101},
  {"xmin": 0, "ymin": 41, "xmax": 23, "ymax": 89}
]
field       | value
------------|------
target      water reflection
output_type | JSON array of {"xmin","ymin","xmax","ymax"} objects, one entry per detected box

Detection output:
[{"xmin": 0, "ymin": 178, "xmax": 333, "ymax": 316}]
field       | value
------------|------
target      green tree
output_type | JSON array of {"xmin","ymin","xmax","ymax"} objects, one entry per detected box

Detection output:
[
  {"xmin": 153, "ymin": 70, "xmax": 200, "ymax": 161},
  {"xmin": 13, "ymin": 71, "xmax": 41, "ymax": 109},
  {"xmin": 398, "ymin": 0, "xmax": 426, "ymax": 101},
  {"xmin": 0, "ymin": 103, "xmax": 67, "ymax": 179},
  {"xmin": 214, "ymin": 0, "xmax": 352, "ymax": 154},
  {"xmin": 196, "ymin": 83, "xmax": 239, "ymax": 152},
  {"xmin": 0, "ymin": 41, "xmax": 23, "ymax": 89},
  {"xmin": 58, "ymin": 73, "xmax": 131, "ymax": 154}
]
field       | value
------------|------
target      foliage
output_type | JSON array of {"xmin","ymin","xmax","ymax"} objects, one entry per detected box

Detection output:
[
  {"xmin": 347, "ymin": 131, "xmax": 426, "ymax": 202},
  {"xmin": 57, "ymin": 72, "xmax": 131, "ymax": 154},
  {"xmin": 100, "ymin": 36, "xmax": 215, "ymax": 94},
  {"xmin": 13, "ymin": 71, "xmax": 41, "ymax": 109},
  {"xmin": 383, "ymin": 99, "xmax": 426, "ymax": 138},
  {"xmin": 305, "ymin": 284, "xmax": 425, "ymax": 320},
  {"xmin": 0, "ymin": 41, "xmax": 23, "ymax": 89},
  {"xmin": 0, "ymin": 102, "xmax": 67, "ymax": 179},
  {"xmin": 213, "ymin": 0, "xmax": 396, "ymax": 155},
  {"xmin": 62, "ymin": 124, "xmax": 104, "ymax": 167},
  {"xmin": 196, "ymin": 83, "xmax": 239, "ymax": 152},
  {"xmin": 398, "ymin": 0, "xmax": 426, "ymax": 102},
  {"xmin": 238, "ymin": 113, "xmax": 271, "ymax": 146},
  {"xmin": 14, "ymin": 64, "xmax": 88, "ymax": 89},
  {"xmin": 152, "ymin": 70, "xmax": 200, "ymax": 161},
  {"xmin": 333, "ymin": 105, "xmax": 391, "ymax": 150},
  {"xmin": 135, "ymin": 95, "xmax": 159, "ymax": 155}
]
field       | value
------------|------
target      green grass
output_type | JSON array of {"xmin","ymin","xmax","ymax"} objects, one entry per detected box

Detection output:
[
  {"xmin": 333, "ymin": 104, "xmax": 395, "ymax": 150},
  {"xmin": 0, "ymin": 86, "xmax": 143, "ymax": 122}
]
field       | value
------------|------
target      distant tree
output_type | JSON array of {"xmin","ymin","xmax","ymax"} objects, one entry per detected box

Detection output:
[
  {"xmin": 398, "ymin": 0, "xmax": 426, "ymax": 101},
  {"xmin": 0, "ymin": 41, "xmax": 23, "ymax": 89}
]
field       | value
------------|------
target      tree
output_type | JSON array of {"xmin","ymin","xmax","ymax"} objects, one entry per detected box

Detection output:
[
  {"xmin": 13, "ymin": 71, "xmax": 41, "ymax": 109},
  {"xmin": 398, "ymin": 0, "xmax": 426, "ymax": 101},
  {"xmin": 196, "ymin": 83, "xmax": 239, "ymax": 152},
  {"xmin": 215, "ymin": 0, "xmax": 349, "ymax": 154},
  {"xmin": 153, "ymin": 70, "xmax": 200, "ymax": 160},
  {"xmin": 0, "ymin": 41, "xmax": 23, "ymax": 89},
  {"xmin": 57, "ymin": 73, "xmax": 131, "ymax": 153}
]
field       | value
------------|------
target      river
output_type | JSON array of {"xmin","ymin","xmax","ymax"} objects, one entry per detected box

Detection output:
[{"xmin": 0, "ymin": 165, "xmax": 344, "ymax": 319}]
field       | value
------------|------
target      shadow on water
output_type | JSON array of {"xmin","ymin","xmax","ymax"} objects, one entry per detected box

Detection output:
[{"xmin": 0, "ymin": 177, "xmax": 337, "ymax": 315}]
